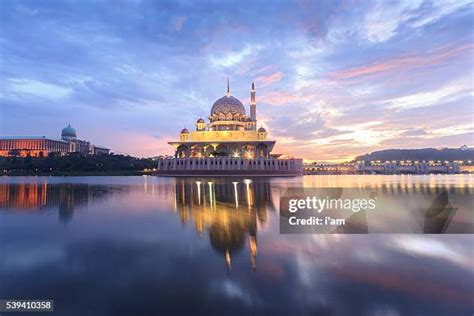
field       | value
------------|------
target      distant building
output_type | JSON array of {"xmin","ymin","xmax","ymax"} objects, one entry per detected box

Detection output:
[
  {"xmin": 0, "ymin": 124, "xmax": 110, "ymax": 157},
  {"xmin": 354, "ymin": 160, "xmax": 461, "ymax": 174}
]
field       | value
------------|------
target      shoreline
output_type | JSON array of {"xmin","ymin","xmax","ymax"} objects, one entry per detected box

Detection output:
[
  {"xmin": 1, "ymin": 171, "xmax": 153, "ymax": 177},
  {"xmin": 2, "ymin": 172, "xmax": 469, "ymax": 177}
]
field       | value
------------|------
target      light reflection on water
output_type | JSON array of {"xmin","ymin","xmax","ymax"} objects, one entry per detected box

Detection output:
[{"xmin": 0, "ymin": 175, "xmax": 473, "ymax": 316}]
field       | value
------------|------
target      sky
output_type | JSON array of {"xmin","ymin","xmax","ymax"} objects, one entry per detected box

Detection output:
[{"xmin": 0, "ymin": 0, "xmax": 473, "ymax": 161}]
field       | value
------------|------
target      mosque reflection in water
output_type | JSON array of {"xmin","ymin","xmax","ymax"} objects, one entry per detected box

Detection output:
[
  {"xmin": 0, "ymin": 178, "xmax": 277, "ymax": 271},
  {"xmin": 174, "ymin": 178, "xmax": 276, "ymax": 271}
]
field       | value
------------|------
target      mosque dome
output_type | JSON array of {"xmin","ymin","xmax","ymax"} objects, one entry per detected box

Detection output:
[
  {"xmin": 258, "ymin": 127, "xmax": 266, "ymax": 133},
  {"xmin": 211, "ymin": 95, "xmax": 246, "ymax": 116},
  {"xmin": 180, "ymin": 128, "xmax": 189, "ymax": 134},
  {"xmin": 61, "ymin": 124, "xmax": 77, "ymax": 137},
  {"xmin": 196, "ymin": 118, "xmax": 205, "ymax": 123}
]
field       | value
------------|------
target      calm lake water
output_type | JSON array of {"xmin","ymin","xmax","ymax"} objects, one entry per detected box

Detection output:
[{"xmin": 0, "ymin": 175, "xmax": 473, "ymax": 316}]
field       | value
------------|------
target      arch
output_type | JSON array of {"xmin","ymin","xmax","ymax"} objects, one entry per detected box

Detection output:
[
  {"xmin": 243, "ymin": 144, "xmax": 255, "ymax": 158},
  {"xmin": 215, "ymin": 144, "xmax": 228, "ymax": 157},
  {"xmin": 191, "ymin": 144, "xmax": 204, "ymax": 157},
  {"xmin": 226, "ymin": 113, "xmax": 233, "ymax": 121},
  {"xmin": 205, "ymin": 145, "xmax": 215, "ymax": 157},
  {"xmin": 256, "ymin": 144, "xmax": 269, "ymax": 158},
  {"xmin": 176, "ymin": 144, "xmax": 189, "ymax": 158}
]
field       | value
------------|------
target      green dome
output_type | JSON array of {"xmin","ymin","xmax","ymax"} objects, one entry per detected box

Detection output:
[{"xmin": 61, "ymin": 124, "xmax": 77, "ymax": 137}]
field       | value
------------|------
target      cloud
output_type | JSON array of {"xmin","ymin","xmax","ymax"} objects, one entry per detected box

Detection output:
[
  {"xmin": 210, "ymin": 45, "xmax": 263, "ymax": 68},
  {"xmin": 3, "ymin": 78, "xmax": 71, "ymax": 100},
  {"xmin": 383, "ymin": 79, "xmax": 471, "ymax": 110},
  {"xmin": 312, "ymin": 121, "xmax": 401, "ymax": 147},
  {"xmin": 361, "ymin": 0, "xmax": 423, "ymax": 43},
  {"xmin": 256, "ymin": 71, "xmax": 283, "ymax": 86},
  {"xmin": 427, "ymin": 124, "xmax": 474, "ymax": 138},
  {"xmin": 270, "ymin": 111, "xmax": 327, "ymax": 141},
  {"xmin": 409, "ymin": 0, "xmax": 473, "ymax": 28},
  {"xmin": 258, "ymin": 90, "xmax": 319, "ymax": 106},
  {"xmin": 400, "ymin": 128, "xmax": 428, "ymax": 137},
  {"xmin": 329, "ymin": 42, "xmax": 474, "ymax": 81},
  {"xmin": 358, "ymin": 0, "xmax": 471, "ymax": 43}
]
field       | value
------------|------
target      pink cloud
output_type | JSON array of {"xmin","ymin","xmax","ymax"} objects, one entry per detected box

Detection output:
[
  {"xmin": 258, "ymin": 85, "xmax": 327, "ymax": 106},
  {"xmin": 256, "ymin": 71, "xmax": 283, "ymax": 86},
  {"xmin": 258, "ymin": 90, "xmax": 304, "ymax": 105},
  {"xmin": 329, "ymin": 42, "xmax": 474, "ymax": 81},
  {"xmin": 253, "ymin": 65, "xmax": 278, "ymax": 75}
]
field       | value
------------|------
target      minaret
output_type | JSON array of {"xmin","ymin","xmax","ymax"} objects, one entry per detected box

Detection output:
[
  {"xmin": 226, "ymin": 77, "xmax": 231, "ymax": 97},
  {"xmin": 250, "ymin": 82, "xmax": 256, "ymax": 127}
]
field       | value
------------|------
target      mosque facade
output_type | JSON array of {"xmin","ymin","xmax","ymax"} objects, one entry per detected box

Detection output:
[
  {"xmin": 169, "ymin": 80, "xmax": 275, "ymax": 159},
  {"xmin": 157, "ymin": 80, "xmax": 303, "ymax": 176}
]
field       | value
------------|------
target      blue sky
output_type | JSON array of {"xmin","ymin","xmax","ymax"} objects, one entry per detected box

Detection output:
[{"xmin": 0, "ymin": 0, "xmax": 473, "ymax": 160}]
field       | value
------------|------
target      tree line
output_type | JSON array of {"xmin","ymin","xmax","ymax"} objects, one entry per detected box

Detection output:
[
  {"xmin": 0, "ymin": 152, "xmax": 156, "ymax": 174},
  {"xmin": 354, "ymin": 148, "xmax": 474, "ymax": 162}
]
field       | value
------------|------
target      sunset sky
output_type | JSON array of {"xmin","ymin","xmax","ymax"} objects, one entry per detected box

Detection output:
[{"xmin": 1, "ymin": 0, "xmax": 473, "ymax": 161}]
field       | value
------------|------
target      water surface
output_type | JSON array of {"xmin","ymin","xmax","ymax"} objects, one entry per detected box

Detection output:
[{"xmin": 0, "ymin": 175, "xmax": 473, "ymax": 316}]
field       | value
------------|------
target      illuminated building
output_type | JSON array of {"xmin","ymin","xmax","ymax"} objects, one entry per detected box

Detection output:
[
  {"xmin": 169, "ymin": 80, "xmax": 275, "ymax": 158},
  {"xmin": 157, "ymin": 79, "xmax": 303, "ymax": 176},
  {"xmin": 0, "ymin": 123, "xmax": 110, "ymax": 157}
]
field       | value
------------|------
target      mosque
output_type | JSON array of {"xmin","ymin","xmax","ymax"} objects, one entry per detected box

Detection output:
[
  {"xmin": 169, "ymin": 80, "xmax": 275, "ymax": 159},
  {"xmin": 157, "ymin": 79, "xmax": 302, "ymax": 176}
]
